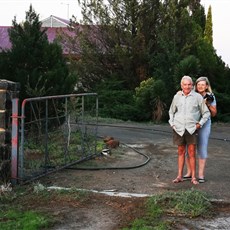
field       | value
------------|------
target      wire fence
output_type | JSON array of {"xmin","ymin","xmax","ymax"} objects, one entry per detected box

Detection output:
[{"xmin": 17, "ymin": 93, "xmax": 99, "ymax": 183}]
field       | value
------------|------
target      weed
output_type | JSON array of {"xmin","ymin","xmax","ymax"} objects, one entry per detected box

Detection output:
[
  {"xmin": 0, "ymin": 209, "xmax": 50, "ymax": 230},
  {"xmin": 148, "ymin": 189, "xmax": 212, "ymax": 218},
  {"xmin": 123, "ymin": 189, "xmax": 213, "ymax": 229},
  {"xmin": 0, "ymin": 183, "xmax": 91, "ymax": 229},
  {"xmin": 54, "ymin": 187, "xmax": 89, "ymax": 200}
]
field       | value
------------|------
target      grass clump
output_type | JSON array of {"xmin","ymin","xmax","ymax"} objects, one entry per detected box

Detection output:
[
  {"xmin": 0, "ymin": 183, "xmax": 91, "ymax": 229},
  {"xmin": 0, "ymin": 209, "xmax": 50, "ymax": 230},
  {"xmin": 147, "ymin": 188, "xmax": 212, "ymax": 218},
  {"xmin": 123, "ymin": 189, "xmax": 212, "ymax": 230}
]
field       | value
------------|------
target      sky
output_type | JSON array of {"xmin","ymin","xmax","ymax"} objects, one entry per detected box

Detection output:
[
  {"xmin": 0, "ymin": 0, "xmax": 229, "ymax": 66},
  {"xmin": 0, "ymin": 0, "xmax": 82, "ymax": 24},
  {"xmin": 201, "ymin": 0, "xmax": 230, "ymax": 66}
]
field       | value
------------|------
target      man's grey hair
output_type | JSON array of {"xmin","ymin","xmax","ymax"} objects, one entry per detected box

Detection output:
[{"xmin": 181, "ymin": 75, "xmax": 193, "ymax": 84}]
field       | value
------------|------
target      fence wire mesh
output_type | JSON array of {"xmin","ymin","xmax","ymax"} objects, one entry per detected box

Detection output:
[{"xmin": 18, "ymin": 93, "xmax": 99, "ymax": 182}]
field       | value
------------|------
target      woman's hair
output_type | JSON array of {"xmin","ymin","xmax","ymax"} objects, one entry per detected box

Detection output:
[{"xmin": 195, "ymin": 76, "xmax": 213, "ymax": 93}]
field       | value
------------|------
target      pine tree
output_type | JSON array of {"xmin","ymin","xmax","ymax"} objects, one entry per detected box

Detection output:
[
  {"xmin": 73, "ymin": 0, "xmax": 230, "ymax": 121},
  {"xmin": 1, "ymin": 5, "xmax": 75, "ymax": 100},
  {"xmin": 73, "ymin": 0, "xmax": 161, "ymax": 90},
  {"xmin": 204, "ymin": 5, "xmax": 213, "ymax": 45}
]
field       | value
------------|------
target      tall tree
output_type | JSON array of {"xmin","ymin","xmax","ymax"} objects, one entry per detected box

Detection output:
[
  {"xmin": 0, "ymin": 5, "xmax": 75, "ymax": 100},
  {"xmin": 204, "ymin": 5, "xmax": 213, "ymax": 45},
  {"xmin": 73, "ymin": 0, "xmax": 161, "ymax": 90},
  {"xmin": 71, "ymin": 0, "xmax": 230, "ymax": 122},
  {"xmin": 149, "ymin": 0, "xmax": 205, "ymax": 95}
]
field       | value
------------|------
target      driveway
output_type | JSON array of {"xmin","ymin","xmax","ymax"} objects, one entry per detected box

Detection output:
[
  {"xmin": 96, "ymin": 122, "xmax": 230, "ymax": 202},
  {"xmin": 40, "ymin": 122, "xmax": 230, "ymax": 229}
]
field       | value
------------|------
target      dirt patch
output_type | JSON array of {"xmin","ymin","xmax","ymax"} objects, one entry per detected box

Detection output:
[
  {"xmin": 16, "ymin": 187, "xmax": 230, "ymax": 230},
  {"xmin": 7, "ymin": 122, "xmax": 225, "ymax": 229},
  {"xmin": 40, "ymin": 143, "xmax": 174, "ymax": 195},
  {"xmin": 49, "ymin": 195, "xmax": 146, "ymax": 230},
  {"xmin": 36, "ymin": 136, "xmax": 230, "ymax": 229},
  {"xmin": 16, "ymin": 186, "xmax": 147, "ymax": 230}
]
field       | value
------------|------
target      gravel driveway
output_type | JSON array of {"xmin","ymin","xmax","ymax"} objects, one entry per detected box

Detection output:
[{"xmin": 40, "ymin": 122, "xmax": 230, "ymax": 229}]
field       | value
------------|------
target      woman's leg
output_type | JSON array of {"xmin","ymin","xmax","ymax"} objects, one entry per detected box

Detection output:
[
  {"xmin": 198, "ymin": 158, "xmax": 206, "ymax": 179},
  {"xmin": 197, "ymin": 121, "xmax": 211, "ymax": 180}
]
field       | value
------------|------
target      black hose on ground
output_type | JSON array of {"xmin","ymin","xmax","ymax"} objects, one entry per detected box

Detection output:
[{"xmin": 66, "ymin": 141, "xmax": 151, "ymax": 170}]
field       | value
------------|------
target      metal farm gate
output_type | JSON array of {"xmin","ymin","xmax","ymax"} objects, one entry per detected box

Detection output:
[{"xmin": 9, "ymin": 91, "xmax": 99, "ymax": 184}]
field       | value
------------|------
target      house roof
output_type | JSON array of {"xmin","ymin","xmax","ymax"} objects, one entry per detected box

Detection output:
[
  {"xmin": 0, "ymin": 15, "xmax": 80, "ymax": 55},
  {"xmin": 0, "ymin": 26, "xmax": 11, "ymax": 51},
  {"xmin": 45, "ymin": 27, "xmax": 82, "ymax": 55},
  {"xmin": 41, "ymin": 15, "xmax": 70, "ymax": 28}
]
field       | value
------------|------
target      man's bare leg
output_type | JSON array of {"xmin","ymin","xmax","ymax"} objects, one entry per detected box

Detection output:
[
  {"xmin": 173, "ymin": 145, "xmax": 185, "ymax": 183},
  {"xmin": 187, "ymin": 144, "xmax": 199, "ymax": 184},
  {"xmin": 184, "ymin": 157, "xmax": 191, "ymax": 178}
]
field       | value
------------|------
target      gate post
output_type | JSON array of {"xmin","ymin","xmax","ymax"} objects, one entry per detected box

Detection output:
[{"xmin": 0, "ymin": 80, "xmax": 20, "ymax": 185}]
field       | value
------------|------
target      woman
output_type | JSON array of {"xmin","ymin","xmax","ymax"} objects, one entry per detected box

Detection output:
[{"xmin": 183, "ymin": 76, "xmax": 217, "ymax": 183}]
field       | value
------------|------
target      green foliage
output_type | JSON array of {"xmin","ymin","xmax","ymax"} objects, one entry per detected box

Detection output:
[
  {"xmin": 95, "ymin": 79, "xmax": 140, "ymax": 121},
  {"xmin": 74, "ymin": 0, "xmax": 163, "ymax": 90},
  {"xmin": 0, "ymin": 5, "xmax": 75, "ymax": 100},
  {"xmin": 0, "ymin": 1, "xmax": 229, "ymax": 122},
  {"xmin": 0, "ymin": 184, "xmax": 89, "ymax": 230},
  {"xmin": 194, "ymin": 39, "xmax": 217, "ymax": 78},
  {"xmin": 122, "ymin": 219, "xmax": 150, "ymax": 230},
  {"xmin": 174, "ymin": 55, "xmax": 201, "ymax": 87},
  {"xmin": 147, "ymin": 189, "xmax": 212, "ymax": 218},
  {"xmin": 134, "ymin": 78, "xmax": 167, "ymax": 122},
  {"xmin": 204, "ymin": 6, "xmax": 213, "ymax": 45},
  {"xmin": 0, "ymin": 209, "xmax": 50, "ymax": 230},
  {"xmin": 23, "ymin": 127, "xmax": 100, "ymax": 172},
  {"xmin": 123, "ymin": 189, "xmax": 212, "ymax": 229},
  {"xmin": 98, "ymin": 89, "xmax": 139, "ymax": 121},
  {"xmin": 214, "ymin": 92, "xmax": 230, "ymax": 122},
  {"xmin": 69, "ymin": 1, "xmax": 230, "ymax": 122}
]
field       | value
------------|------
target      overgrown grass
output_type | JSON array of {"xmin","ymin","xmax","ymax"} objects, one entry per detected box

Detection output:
[
  {"xmin": 22, "ymin": 129, "xmax": 105, "ymax": 176},
  {"xmin": 0, "ymin": 186, "xmax": 50, "ymax": 230},
  {"xmin": 0, "ymin": 183, "xmax": 90, "ymax": 230},
  {"xmin": 123, "ymin": 189, "xmax": 212, "ymax": 230},
  {"xmin": 0, "ymin": 209, "xmax": 50, "ymax": 230}
]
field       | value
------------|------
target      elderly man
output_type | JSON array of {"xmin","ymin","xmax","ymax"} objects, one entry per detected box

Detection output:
[{"xmin": 169, "ymin": 76, "xmax": 210, "ymax": 185}]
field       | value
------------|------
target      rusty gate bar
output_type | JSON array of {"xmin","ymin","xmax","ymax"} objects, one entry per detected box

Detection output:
[
  {"xmin": 0, "ymin": 80, "xmax": 20, "ymax": 185},
  {"xmin": 18, "ymin": 93, "xmax": 98, "ymax": 181},
  {"xmin": 11, "ymin": 97, "xmax": 19, "ymax": 184}
]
